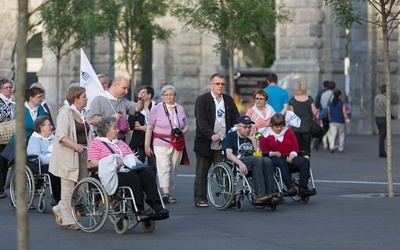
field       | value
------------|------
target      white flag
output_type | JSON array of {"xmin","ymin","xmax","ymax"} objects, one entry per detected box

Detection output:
[{"xmin": 80, "ymin": 48, "xmax": 104, "ymax": 110}]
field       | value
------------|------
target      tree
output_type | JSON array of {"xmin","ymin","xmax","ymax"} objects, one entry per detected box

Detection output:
[
  {"xmin": 40, "ymin": 0, "xmax": 101, "ymax": 107},
  {"xmin": 324, "ymin": 0, "xmax": 398, "ymax": 197},
  {"xmin": 171, "ymin": 0, "xmax": 291, "ymax": 96},
  {"xmin": 16, "ymin": 0, "xmax": 29, "ymax": 249},
  {"xmin": 97, "ymin": 0, "xmax": 172, "ymax": 92}
]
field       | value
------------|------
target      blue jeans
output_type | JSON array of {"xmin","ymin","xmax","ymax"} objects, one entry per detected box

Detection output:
[
  {"xmin": 270, "ymin": 156, "xmax": 310, "ymax": 188},
  {"xmin": 240, "ymin": 156, "xmax": 276, "ymax": 196}
]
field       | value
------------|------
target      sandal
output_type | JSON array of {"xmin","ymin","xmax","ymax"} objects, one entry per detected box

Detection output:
[
  {"xmin": 67, "ymin": 224, "xmax": 80, "ymax": 231},
  {"xmin": 195, "ymin": 201, "xmax": 209, "ymax": 208},
  {"xmin": 162, "ymin": 194, "xmax": 170, "ymax": 203},
  {"xmin": 52, "ymin": 207, "xmax": 62, "ymax": 227},
  {"xmin": 162, "ymin": 193, "xmax": 177, "ymax": 203},
  {"xmin": 0, "ymin": 193, "xmax": 7, "ymax": 199}
]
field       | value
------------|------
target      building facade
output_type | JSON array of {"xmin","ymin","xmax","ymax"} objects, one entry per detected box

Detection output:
[{"xmin": 1, "ymin": 0, "xmax": 399, "ymax": 134}]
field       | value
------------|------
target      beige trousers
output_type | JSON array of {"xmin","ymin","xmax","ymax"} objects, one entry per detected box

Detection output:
[
  {"xmin": 153, "ymin": 145, "xmax": 182, "ymax": 190},
  {"xmin": 53, "ymin": 152, "xmax": 88, "ymax": 226}
]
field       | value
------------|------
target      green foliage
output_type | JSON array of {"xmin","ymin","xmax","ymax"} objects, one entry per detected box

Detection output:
[
  {"xmin": 96, "ymin": 0, "xmax": 172, "ymax": 74},
  {"xmin": 40, "ymin": 0, "xmax": 101, "ymax": 58},
  {"xmin": 171, "ymin": 0, "xmax": 290, "ymax": 58},
  {"xmin": 324, "ymin": 0, "xmax": 362, "ymax": 27}
]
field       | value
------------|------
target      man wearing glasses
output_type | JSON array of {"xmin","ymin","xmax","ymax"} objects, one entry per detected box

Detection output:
[
  {"xmin": 193, "ymin": 73, "xmax": 240, "ymax": 208},
  {"xmin": 222, "ymin": 116, "xmax": 279, "ymax": 204}
]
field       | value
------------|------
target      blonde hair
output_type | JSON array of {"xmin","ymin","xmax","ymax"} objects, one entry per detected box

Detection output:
[{"xmin": 295, "ymin": 81, "xmax": 307, "ymax": 95}]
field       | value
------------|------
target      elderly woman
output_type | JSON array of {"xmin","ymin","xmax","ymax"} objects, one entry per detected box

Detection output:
[
  {"xmin": 50, "ymin": 86, "xmax": 93, "ymax": 231},
  {"xmin": 27, "ymin": 116, "xmax": 61, "ymax": 204},
  {"xmin": 245, "ymin": 89, "xmax": 275, "ymax": 130},
  {"xmin": 87, "ymin": 116, "xmax": 169, "ymax": 218},
  {"xmin": 24, "ymin": 87, "xmax": 47, "ymax": 140},
  {"xmin": 145, "ymin": 85, "xmax": 189, "ymax": 203},
  {"xmin": 259, "ymin": 114, "xmax": 316, "ymax": 196},
  {"xmin": 0, "ymin": 78, "xmax": 15, "ymax": 198}
]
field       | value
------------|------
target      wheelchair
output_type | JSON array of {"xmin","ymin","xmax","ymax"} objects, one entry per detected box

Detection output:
[
  {"xmin": 9, "ymin": 155, "xmax": 53, "ymax": 213},
  {"xmin": 207, "ymin": 158, "xmax": 283, "ymax": 212},
  {"xmin": 275, "ymin": 163, "xmax": 317, "ymax": 204},
  {"xmin": 70, "ymin": 169, "xmax": 167, "ymax": 235}
]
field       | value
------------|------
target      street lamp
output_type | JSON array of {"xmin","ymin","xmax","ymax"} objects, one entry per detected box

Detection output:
[{"xmin": 344, "ymin": 28, "xmax": 350, "ymax": 105}]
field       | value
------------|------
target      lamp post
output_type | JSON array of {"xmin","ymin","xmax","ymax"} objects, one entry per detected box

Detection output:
[{"xmin": 344, "ymin": 28, "xmax": 351, "ymax": 104}]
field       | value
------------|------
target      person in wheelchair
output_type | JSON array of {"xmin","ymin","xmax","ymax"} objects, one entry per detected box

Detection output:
[
  {"xmin": 87, "ymin": 116, "xmax": 169, "ymax": 219},
  {"xmin": 259, "ymin": 113, "xmax": 316, "ymax": 196},
  {"xmin": 222, "ymin": 116, "xmax": 280, "ymax": 204},
  {"xmin": 27, "ymin": 116, "xmax": 61, "ymax": 204}
]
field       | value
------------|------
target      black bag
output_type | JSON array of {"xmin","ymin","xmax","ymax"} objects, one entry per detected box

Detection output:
[{"xmin": 311, "ymin": 119, "xmax": 324, "ymax": 138}]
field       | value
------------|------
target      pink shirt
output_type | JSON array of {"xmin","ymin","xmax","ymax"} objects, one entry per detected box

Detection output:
[
  {"xmin": 147, "ymin": 103, "xmax": 188, "ymax": 147},
  {"xmin": 87, "ymin": 139, "xmax": 133, "ymax": 161}
]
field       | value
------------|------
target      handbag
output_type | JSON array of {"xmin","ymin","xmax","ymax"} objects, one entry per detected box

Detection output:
[
  {"xmin": 117, "ymin": 115, "xmax": 130, "ymax": 134},
  {"xmin": 106, "ymin": 97, "xmax": 131, "ymax": 135},
  {"xmin": 0, "ymin": 120, "xmax": 15, "ymax": 145},
  {"xmin": 169, "ymin": 136, "xmax": 185, "ymax": 151},
  {"xmin": 311, "ymin": 118, "xmax": 324, "ymax": 138}
]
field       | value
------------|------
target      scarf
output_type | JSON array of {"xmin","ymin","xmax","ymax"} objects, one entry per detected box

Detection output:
[
  {"xmin": 24, "ymin": 101, "xmax": 39, "ymax": 121},
  {"xmin": 70, "ymin": 104, "xmax": 86, "ymax": 122},
  {"xmin": 259, "ymin": 127, "xmax": 288, "ymax": 142},
  {"xmin": 0, "ymin": 93, "xmax": 15, "ymax": 105},
  {"xmin": 104, "ymin": 91, "xmax": 118, "ymax": 101},
  {"xmin": 251, "ymin": 104, "xmax": 275, "ymax": 121},
  {"xmin": 96, "ymin": 137, "xmax": 121, "ymax": 154}
]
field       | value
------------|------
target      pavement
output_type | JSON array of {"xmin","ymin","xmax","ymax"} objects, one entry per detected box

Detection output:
[{"xmin": 1, "ymin": 132, "xmax": 400, "ymax": 249}]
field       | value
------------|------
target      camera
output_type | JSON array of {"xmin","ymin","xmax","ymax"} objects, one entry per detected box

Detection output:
[{"xmin": 171, "ymin": 127, "xmax": 183, "ymax": 136}]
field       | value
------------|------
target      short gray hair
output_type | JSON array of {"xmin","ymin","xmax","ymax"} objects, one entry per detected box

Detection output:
[
  {"xmin": 161, "ymin": 85, "xmax": 177, "ymax": 95},
  {"xmin": 97, "ymin": 116, "xmax": 117, "ymax": 137}
]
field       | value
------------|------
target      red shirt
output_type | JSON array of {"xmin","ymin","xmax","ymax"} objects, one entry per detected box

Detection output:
[{"xmin": 259, "ymin": 128, "xmax": 299, "ymax": 156}]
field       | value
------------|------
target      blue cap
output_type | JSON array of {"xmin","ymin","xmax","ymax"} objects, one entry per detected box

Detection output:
[{"xmin": 236, "ymin": 115, "xmax": 255, "ymax": 125}]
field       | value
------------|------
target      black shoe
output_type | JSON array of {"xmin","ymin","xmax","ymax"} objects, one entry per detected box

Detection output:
[
  {"xmin": 379, "ymin": 153, "xmax": 387, "ymax": 158},
  {"xmin": 298, "ymin": 187, "xmax": 317, "ymax": 196},
  {"xmin": 153, "ymin": 208, "xmax": 169, "ymax": 220},
  {"xmin": 330, "ymin": 149, "xmax": 334, "ymax": 153},
  {"xmin": 284, "ymin": 186, "xmax": 297, "ymax": 196}
]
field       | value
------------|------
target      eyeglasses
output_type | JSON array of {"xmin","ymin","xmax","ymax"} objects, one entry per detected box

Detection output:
[
  {"xmin": 162, "ymin": 94, "xmax": 175, "ymax": 97},
  {"xmin": 213, "ymin": 82, "xmax": 226, "ymax": 86},
  {"xmin": 255, "ymin": 97, "xmax": 265, "ymax": 101},
  {"xmin": 239, "ymin": 125, "xmax": 252, "ymax": 130},
  {"xmin": 2, "ymin": 86, "xmax": 12, "ymax": 90}
]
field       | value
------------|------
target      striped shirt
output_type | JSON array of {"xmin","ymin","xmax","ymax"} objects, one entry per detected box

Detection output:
[{"xmin": 87, "ymin": 138, "xmax": 133, "ymax": 161}]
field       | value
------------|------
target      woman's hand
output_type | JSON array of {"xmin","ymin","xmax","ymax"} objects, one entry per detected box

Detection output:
[
  {"xmin": 75, "ymin": 144, "xmax": 85, "ymax": 153},
  {"xmin": 145, "ymin": 145, "xmax": 153, "ymax": 156},
  {"xmin": 271, "ymin": 151, "xmax": 281, "ymax": 158},
  {"xmin": 287, "ymin": 155, "xmax": 295, "ymax": 163}
]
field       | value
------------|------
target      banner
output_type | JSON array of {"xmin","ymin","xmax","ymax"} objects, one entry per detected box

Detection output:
[{"xmin": 80, "ymin": 48, "xmax": 104, "ymax": 110}]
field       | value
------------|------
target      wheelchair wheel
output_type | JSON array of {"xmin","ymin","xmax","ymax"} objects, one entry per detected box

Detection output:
[
  {"xmin": 10, "ymin": 166, "xmax": 35, "ymax": 210},
  {"xmin": 246, "ymin": 179, "xmax": 267, "ymax": 209},
  {"xmin": 114, "ymin": 217, "xmax": 129, "ymax": 235},
  {"xmin": 71, "ymin": 177, "xmax": 109, "ymax": 233},
  {"xmin": 141, "ymin": 220, "xmax": 155, "ymax": 233},
  {"xmin": 207, "ymin": 162, "xmax": 235, "ymax": 210},
  {"xmin": 109, "ymin": 200, "xmax": 139, "ymax": 231},
  {"xmin": 37, "ymin": 193, "xmax": 47, "ymax": 213},
  {"xmin": 236, "ymin": 196, "xmax": 244, "ymax": 212}
]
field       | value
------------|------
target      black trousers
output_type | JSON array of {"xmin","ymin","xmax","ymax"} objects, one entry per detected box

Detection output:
[
  {"xmin": 375, "ymin": 117, "xmax": 386, "ymax": 155},
  {"xmin": 0, "ymin": 144, "xmax": 8, "ymax": 194},
  {"xmin": 117, "ymin": 169, "xmax": 161, "ymax": 212}
]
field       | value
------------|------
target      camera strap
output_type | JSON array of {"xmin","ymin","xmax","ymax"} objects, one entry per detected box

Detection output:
[{"xmin": 162, "ymin": 102, "xmax": 180, "ymax": 130}]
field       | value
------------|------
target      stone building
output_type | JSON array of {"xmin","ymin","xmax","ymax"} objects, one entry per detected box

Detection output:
[{"xmin": 0, "ymin": 0, "xmax": 399, "ymax": 134}]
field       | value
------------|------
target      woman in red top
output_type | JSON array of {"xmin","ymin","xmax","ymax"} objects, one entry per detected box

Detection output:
[{"xmin": 259, "ymin": 114, "xmax": 316, "ymax": 196}]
